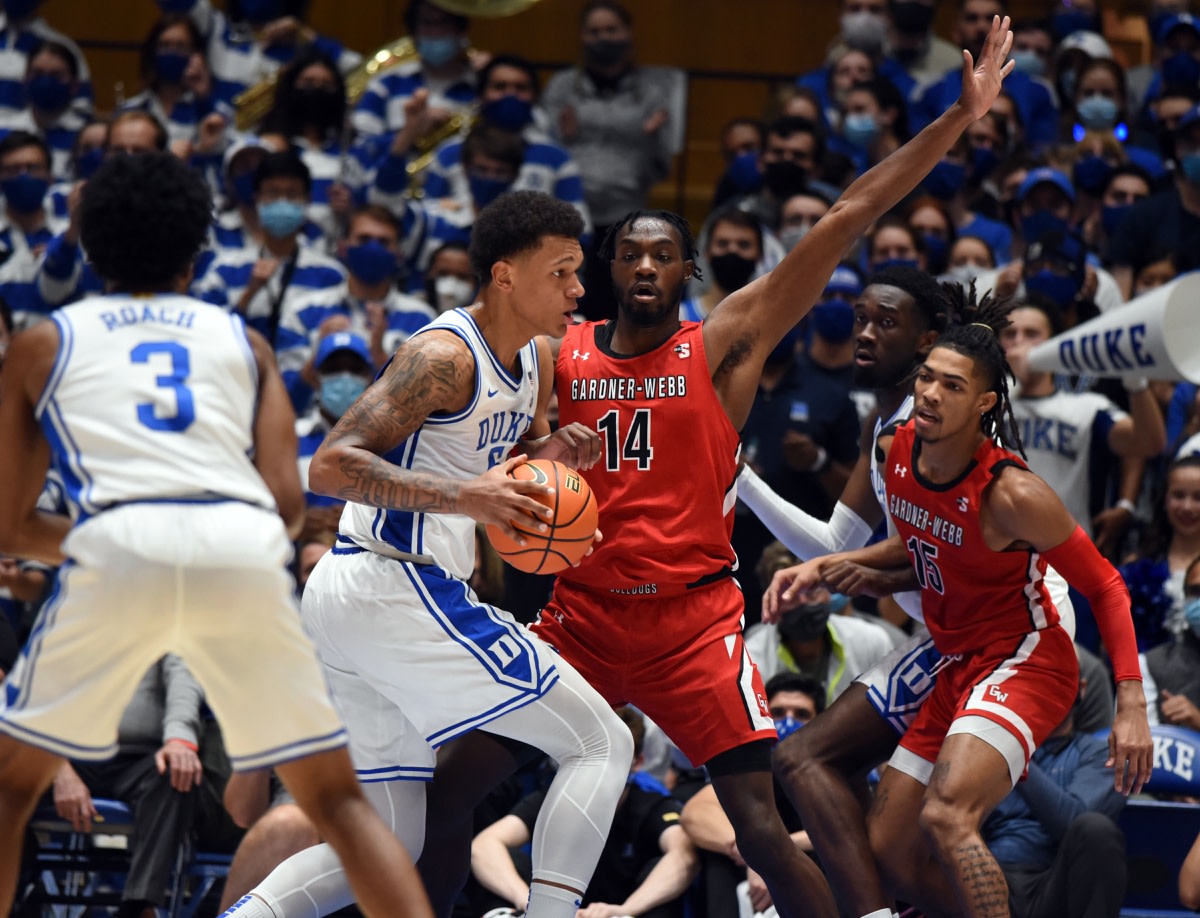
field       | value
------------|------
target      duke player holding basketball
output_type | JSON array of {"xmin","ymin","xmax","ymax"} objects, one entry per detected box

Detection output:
[
  {"xmin": 414, "ymin": 16, "xmax": 1019, "ymax": 918},
  {"xmin": 223, "ymin": 191, "xmax": 633, "ymax": 918},
  {"xmin": 0, "ymin": 153, "xmax": 432, "ymax": 918},
  {"xmin": 766, "ymin": 292, "xmax": 1152, "ymax": 917}
]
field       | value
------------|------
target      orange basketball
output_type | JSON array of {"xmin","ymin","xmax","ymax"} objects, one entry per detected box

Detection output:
[{"xmin": 485, "ymin": 459, "xmax": 599, "ymax": 575}]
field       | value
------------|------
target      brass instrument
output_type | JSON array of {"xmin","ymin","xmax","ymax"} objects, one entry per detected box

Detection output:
[
  {"xmin": 232, "ymin": 0, "xmax": 542, "ymax": 133},
  {"xmin": 405, "ymin": 108, "xmax": 478, "ymax": 182}
]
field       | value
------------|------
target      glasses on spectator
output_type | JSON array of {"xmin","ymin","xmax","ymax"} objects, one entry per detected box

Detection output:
[{"xmin": 1184, "ymin": 582, "xmax": 1200, "ymax": 598}]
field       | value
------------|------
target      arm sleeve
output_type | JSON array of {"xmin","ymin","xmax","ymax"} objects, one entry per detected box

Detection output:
[
  {"xmin": 736, "ymin": 465, "xmax": 873, "ymax": 560},
  {"xmin": 1042, "ymin": 526, "xmax": 1140, "ymax": 682}
]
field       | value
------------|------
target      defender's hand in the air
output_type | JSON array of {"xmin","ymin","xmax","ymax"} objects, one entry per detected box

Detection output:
[{"xmin": 959, "ymin": 15, "xmax": 1014, "ymax": 121}]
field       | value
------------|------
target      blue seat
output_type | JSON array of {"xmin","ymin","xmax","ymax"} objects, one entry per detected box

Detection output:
[
  {"xmin": 168, "ymin": 848, "xmax": 234, "ymax": 918},
  {"xmin": 1118, "ymin": 798, "xmax": 1199, "ymax": 916}
]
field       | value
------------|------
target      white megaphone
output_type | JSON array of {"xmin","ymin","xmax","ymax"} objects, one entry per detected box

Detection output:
[{"xmin": 1027, "ymin": 273, "xmax": 1200, "ymax": 382}]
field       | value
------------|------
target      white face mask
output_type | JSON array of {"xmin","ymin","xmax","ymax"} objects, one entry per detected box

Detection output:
[
  {"xmin": 431, "ymin": 275, "xmax": 475, "ymax": 313},
  {"xmin": 840, "ymin": 10, "xmax": 888, "ymax": 51},
  {"xmin": 942, "ymin": 263, "xmax": 987, "ymax": 285}
]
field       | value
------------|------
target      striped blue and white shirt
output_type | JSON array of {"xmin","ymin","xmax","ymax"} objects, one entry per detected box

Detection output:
[
  {"xmin": 0, "ymin": 15, "xmax": 92, "ymax": 124},
  {"xmin": 423, "ymin": 126, "xmax": 592, "ymax": 236},
  {"xmin": 168, "ymin": 0, "xmax": 361, "ymax": 108},
  {"xmin": 0, "ymin": 106, "xmax": 87, "ymax": 180},
  {"xmin": 352, "ymin": 57, "xmax": 476, "ymax": 140},
  {"xmin": 0, "ymin": 209, "xmax": 63, "ymax": 327}
]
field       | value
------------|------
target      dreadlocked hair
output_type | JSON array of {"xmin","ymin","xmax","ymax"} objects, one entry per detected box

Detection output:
[
  {"xmin": 933, "ymin": 279, "xmax": 1026, "ymax": 457},
  {"xmin": 597, "ymin": 210, "xmax": 704, "ymax": 281}
]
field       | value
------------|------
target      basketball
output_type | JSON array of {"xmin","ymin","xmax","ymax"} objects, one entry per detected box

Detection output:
[{"xmin": 486, "ymin": 459, "xmax": 599, "ymax": 575}]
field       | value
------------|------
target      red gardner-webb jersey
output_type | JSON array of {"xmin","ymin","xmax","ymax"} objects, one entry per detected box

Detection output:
[
  {"xmin": 555, "ymin": 320, "xmax": 739, "ymax": 592},
  {"xmin": 886, "ymin": 422, "xmax": 1061, "ymax": 656}
]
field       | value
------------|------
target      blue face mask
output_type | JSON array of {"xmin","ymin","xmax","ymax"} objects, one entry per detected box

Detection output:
[
  {"xmin": 257, "ymin": 199, "xmax": 307, "ymax": 238},
  {"xmin": 153, "ymin": 51, "xmax": 189, "ymax": 85},
  {"xmin": 469, "ymin": 174, "xmax": 512, "ymax": 210},
  {"xmin": 1020, "ymin": 209, "xmax": 1070, "ymax": 244},
  {"xmin": 922, "ymin": 160, "xmax": 966, "ymax": 200},
  {"xmin": 1162, "ymin": 51, "xmax": 1200, "ymax": 88},
  {"xmin": 1010, "ymin": 49, "xmax": 1046, "ymax": 77},
  {"xmin": 344, "ymin": 240, "xmax": 397, "ymax": 286},
  {"xmin": 4, "ymin": 0, "xmax": 41, "ymax": 21},
  {"xmin": 482, "ymin": 94, "xmax": 533, "ymax": 133},
  {"xmin": 240, "ymin": 0, "xmax": 282, "ymax": 24},
  {"xmin": 231, "ymin": 171, "xmax": 256, "ymax": 207},
  {"xmin": 74, "ymin": 146, "xmax": 103, "ymax": 180},
  {"xmin": 842, "ymin": 111, "xmax": 879, "ymax": 149},
  {"xmin": 1101, "ymin": 203, "xmax": 1130, "ymax": 236},
  {"xmin": 774, "ymin": 716, "xmax": 805, "ymax": 742},
  {"xmin": 319, "ymin": 372, "xmax": 368, "ymax": 418},
  {"xmin": 971, "ymin": 146, "xmax": 1000, "ymax": 181},
  {"xmin": 1052, "ymin": 10, "xmax": 1096, "ymax": 40},
  {"xmin": 1181, "ymin": 151, "xmax": 1200, "ymax": 185},
  {"xmin": 727, "ymin": 151, "xmax": 762, "ymax": 194},
  {"xmin": 811, "ymin": 297, "xmax": 856, "ymax": 343},
  {"xmin": 418, "ymin": 36, "xmax": 462, "ymax": 68},
  {"xmin": 1185, "ymin": 596, "xmax": 1200, "ymax": 638},
  {"xmin": 1072, "ymin": 154, "xmax": 1113, "ymax": 195},
  {"xmin": 0, "ymin": 173, "xmax": 48, "ymax": 214},
  {"xmin": 25, "ymin": 74, "xmax": 71, "ymax": 112},
  {"xmin": 921, "ymin": 234, "xmax": 949, "ymax": 275},
  {"xmin": 1076, "ymin": 94, "xmax": 1118, "ymax": 130},
  {"xmin": 1025, "ymin": 269, "xmax": 1081, "ymax": 306},
  {"xmin": 873, "ymin": 257, "xmax": 920, "ymax": 272}
]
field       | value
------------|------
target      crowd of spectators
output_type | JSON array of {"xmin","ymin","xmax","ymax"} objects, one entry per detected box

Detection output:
[{"xmin": 2, "ymin": 0, "xmax": 1200, "ymax": 914}]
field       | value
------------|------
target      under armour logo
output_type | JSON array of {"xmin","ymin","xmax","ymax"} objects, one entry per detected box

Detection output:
[
  {"xmin": 674, "ymin": 342, "xmax": 691, "ymax": 358},
  {"xmin": 957, "ymin": 496, "xmax": 969, "ymax": 512},
  {"xmin": 553, "ymin": 610, "xmax": 564, "ymax": 623},
  {"xmin": 987, "ymin": 684, "xmax": 1008, "ymax": 704},
  {"xmin": 572, "ymin": 350, "xmax": 590, "ymax": 360},
  {"xmin": 895, "ymin": 464, "xmax": 908, "ymax": 478}
]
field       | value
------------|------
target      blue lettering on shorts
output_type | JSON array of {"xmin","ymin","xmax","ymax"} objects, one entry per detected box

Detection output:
[{"xmin": 860, "ymin": 637, "xmax": 953, "ymax": 735}]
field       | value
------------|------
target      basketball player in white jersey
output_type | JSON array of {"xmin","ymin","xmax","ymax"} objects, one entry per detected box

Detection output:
[
  {"xmin": 222, "ymin": 190, "xmax": 632, "ymax": 918},
  {"xmin": 0, "ymin": 153, "xmax": 432, "ymax": 918}
]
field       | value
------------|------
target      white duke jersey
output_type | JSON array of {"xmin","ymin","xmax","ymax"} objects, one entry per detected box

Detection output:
[
  {"xmin": 36, "ymin": 294, "xmax": 276, "ymax": 521},
  {"xmin": 1010, "ymin": 390, "xmax": 1125, "ymax": 537},
  {"xmin": 338, "ymin": 308, "xmax": 539, "ymax": 580},
  {"xmin": 870, "ymin": 394, "xmax": 914, "ymax": 514}
]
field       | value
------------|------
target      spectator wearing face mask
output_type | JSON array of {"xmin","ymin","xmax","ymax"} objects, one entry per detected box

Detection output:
[
  {"xmin": 278, "ymin": 205, "xmax": 434, "ymax": 410},
  {"xmin": 0, "ymin": 0, "xmax": 92, "ymax": 123},
  {"xmin": 422, "ymin": 240, "xmax": 476, "ymax": 314},
  {"xmin": 831, "ymin": 76, "xmax": 908, "ymax": 177},
  {"xmin": 942, "ymin": 232, "xmax": 996, "ymax": 287},
  {"xmin": 157, "ymin": 0, "xmax": 361, "ymax": 110},
  {"xmin": 120, "ymin": 14, "xmax": 231, "ymax": 187},
  {"xmin": 744, "ymin": 577, "xmax": 898, "ymax": 707},
  {"xmin": 0, "ymin": 39, "xmax": 86, "ymax": 182},
  {"xmin": 261, "ymin": 48, "xmax": 372, "ymax": 247},
  {"xmin": 1140, "ymin": 552, "xmax": 1200, "ymax": 729},
  {"xmin": 1063, "ymin": 57, "xmax": 1165, "ymax": 180},
  {"xmin": 776, "ymin": 188, "xmax": 832, "ymax": 255},
  {"xmin": 802, "ymin": 264, "xmax": 876, "ymax": 424},
  {"xmin": 295, "ymin": 332, "xmax": 375, "ymax": 542},
  {"xmin": 1128, "ymin": 10, "xmax": 1200, "ymax": 114},
  {"xmin": 352, "ymin": 0, "xmax": 476, "ymax": 142},
  {"xmin": 1109, "ymin": 103, "xmax": 1200, "ymax": 300},
  {"xmin": 1079, "ymin": 161, "xmax": 1152, "ymax": 258},
  {"xmin": 914, "ymin": 133, "xmax": 1014, "ymax": 264},
  {"xmin": 421, "ymin": 55, "xmax": 592, "ymax": 238},
  {"xmin": 710, "ymin": 116, "xmax": 765, "ymax": 210},
  {"xmin": 0, "ymin": 130, "xmax": 64, "ymax": 327},
  {"xmin": 680, "ymin": 209, "xmax": 760, "ymax": 323}
]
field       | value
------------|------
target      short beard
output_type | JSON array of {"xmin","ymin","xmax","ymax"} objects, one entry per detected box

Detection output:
[{"xmin": 616, "ymin": 278, "xmax": 684, "ymax": 328}]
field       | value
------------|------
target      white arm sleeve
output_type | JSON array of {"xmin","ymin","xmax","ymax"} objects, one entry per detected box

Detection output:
[{"xmin": 737, "ymin": 465, "xmax": 873, "ymax": 560}]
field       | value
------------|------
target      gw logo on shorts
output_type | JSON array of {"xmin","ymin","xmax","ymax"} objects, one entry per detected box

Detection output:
[{"xmin": 987, "ymin": 684, "xmax": 1009, "ymax": 704}]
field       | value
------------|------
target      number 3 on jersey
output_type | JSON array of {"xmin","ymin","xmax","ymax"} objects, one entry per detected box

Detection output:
[
  {"xmin": 131, "ymin": 341, "xmax": 195, "ymax": 433},
  {"xmin": 597, "ymin": 408, "xmax": 653, "ymax": 471}
]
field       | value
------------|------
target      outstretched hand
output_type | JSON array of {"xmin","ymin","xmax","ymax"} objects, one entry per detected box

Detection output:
[{"xmin": 959, "ymin": 15, "xmax": 1014, "ymax": 121}]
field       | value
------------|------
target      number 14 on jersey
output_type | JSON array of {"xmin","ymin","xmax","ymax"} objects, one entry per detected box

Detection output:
[{"xmin": 597, "ymin": 409, "xmax": 654, "ymax": 471}]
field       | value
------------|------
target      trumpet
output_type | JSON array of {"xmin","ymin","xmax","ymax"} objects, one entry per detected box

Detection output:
[{"xmin": 406, "ymin": 107, "xmax": 478, "ymax": 186}]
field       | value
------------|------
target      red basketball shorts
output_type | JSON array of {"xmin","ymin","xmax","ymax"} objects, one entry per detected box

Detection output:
[{"xmin": 533, "ymin": 577, "xmax": 777, "ymax": 766}]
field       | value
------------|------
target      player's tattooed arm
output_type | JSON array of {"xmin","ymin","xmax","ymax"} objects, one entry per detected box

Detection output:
[{"xmin": 311, "ymin": 331, "xmax": 475, "ymax": 512}]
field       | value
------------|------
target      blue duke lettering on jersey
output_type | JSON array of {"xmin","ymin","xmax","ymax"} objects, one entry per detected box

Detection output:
[
  {"xmin": 1014, "ymin": 416, "xmax": 1079, "ymax": 460},
  {"xmin": 476, "ymin": 410, "xmax": 531, "ymax": 461},
  {"xmin": 98, "ymin": 303, "xmax": 196, "ymax": 332}
]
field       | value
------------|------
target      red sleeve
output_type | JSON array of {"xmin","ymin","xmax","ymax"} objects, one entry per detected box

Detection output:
[{"xmin": 1042, "ymin": 526, "xmax": 1141, "ymax": 683}]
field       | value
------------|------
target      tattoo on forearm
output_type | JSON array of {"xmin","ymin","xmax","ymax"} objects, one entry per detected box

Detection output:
[
  {"xmin": 952, "ymin": 841, "xmax": 1010, "ymax": 917},
  {"xmin": 324, "ymin": 334, "xmax": 474, "ymax": 512}
]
